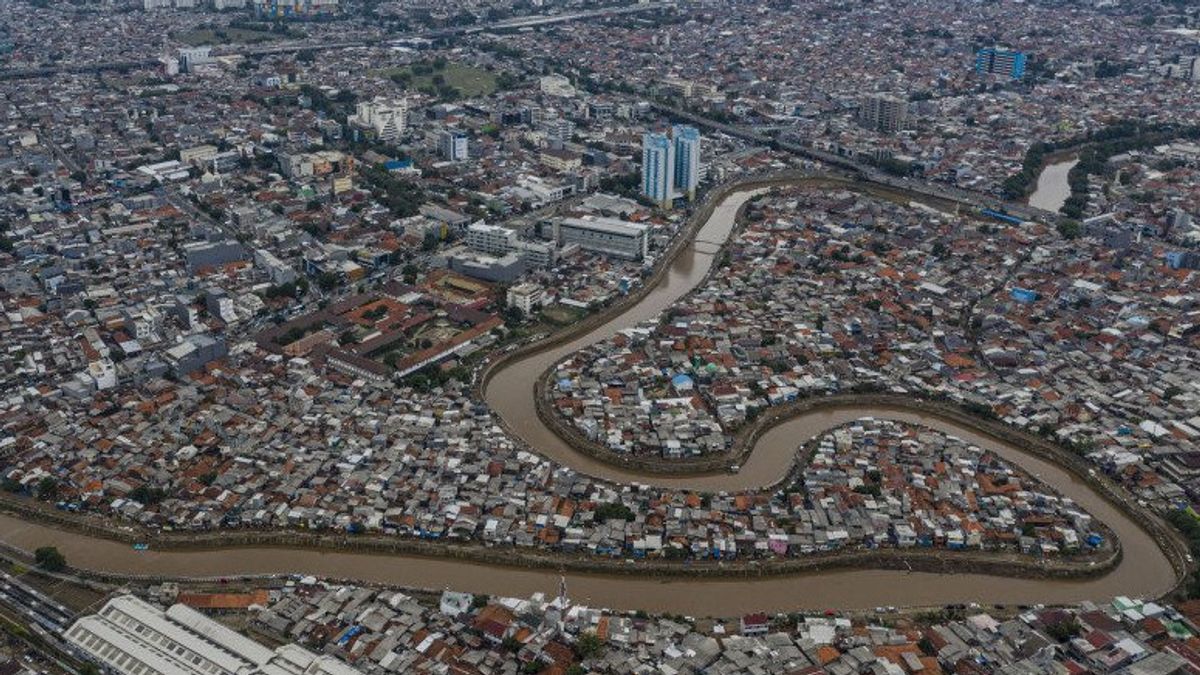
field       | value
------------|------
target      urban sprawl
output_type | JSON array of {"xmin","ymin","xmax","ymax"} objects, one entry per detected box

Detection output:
[{"xmin": 0, "ymin": 0, "xmax": 1199, "ymax": 673}]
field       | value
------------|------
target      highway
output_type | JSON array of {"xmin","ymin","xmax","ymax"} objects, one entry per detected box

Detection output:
[
  {"xmin": 0, "ymin": 2, "xmax": 674, "ymax": 81},
  {"xmin": 649, "ymin": 102, "xmax": 1054, "ymax": 224}
]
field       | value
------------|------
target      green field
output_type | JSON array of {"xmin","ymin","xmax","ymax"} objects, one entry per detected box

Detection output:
[
  {"xmin": 540, "ymin": 304, "xmax": 586, "ymax": 327},
  {"xmin": 176, "ymin": 27, "xmax": 282, "ymax": 46},
  {"xmin": 378, "ymin": 62, "xmax": 497, "ymax": 99}
]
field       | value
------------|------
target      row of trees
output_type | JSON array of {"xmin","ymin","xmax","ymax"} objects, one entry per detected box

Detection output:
[
  {"xmin": 1003, "ymin": 121, "xmax": 1200, "ymax": 221},
  {"xmin": 361, "ymin": 165, "xmax": 425, "ymax": 219},
  {"xmin": 1060, "ymin": 123, "xmax": 1200, "ymax": 219}
]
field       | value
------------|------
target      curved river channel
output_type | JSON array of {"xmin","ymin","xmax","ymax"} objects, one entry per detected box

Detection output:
[{"xmin": 0, "ymin": 189, "xmax": 1179, "ymax": 615}]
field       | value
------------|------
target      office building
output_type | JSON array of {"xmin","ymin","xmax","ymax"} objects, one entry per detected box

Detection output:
[
  {"xmin": 438, "ymin": 130, "xmax": 469, "ymax": 161},
  {"xmin": 177, "ymin": 47, "xmax": 214, "ymax": 73},
  {"xmin": 539, "ymin": 148, "xmax": 582, "ymax": 172},
  {"xmin": 183, "ymin": 239, "xmax": 247, "ymax": 275},
  {"xmin": 448, "ymin": 252, "xmax": 525, "ymax": 283},
  {"xmin": 163, "ymin": 334, "xmax": 227, "ymax": 375},
  {"xmin": 672, "ymin": 124, "xmax": 701, "ymax": 200},
  {"xmin": 641, "ymin": 132, "xmax": 675, "ymax": 207},
  {"xmin": 976, "ymin": 48, "xmax": 1027, "ymax": 80},
  {"xmin": 858, "ymin": 95, "xmax": 909, "ymax": 133},
  {"xmin": 465, "ymin": 222, "xmax": 555, "ymax": 268},
  {"xmin": 348, "ymin": 98, "xmax": 407, "ymax": 142},
  {"xmin": 466, "ymin": 222, "xmax": 518, "ymax": 256},
  {"xmin": 557, "ymin": 216, "xmax": 649, "ymax": 261},
  {"xmin": 65, "ymin": 595, "xmax": 363, "ymax": 675},
  {"xmin": 507, "ymin": 282, "xmax": 545, "ymax": 315}
]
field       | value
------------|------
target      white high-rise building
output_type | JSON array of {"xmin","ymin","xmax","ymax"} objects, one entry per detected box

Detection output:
[
  {"xmin": 857, "ymin": 94, "xmax": 909, "ymax": 134},
  {"xmin": 439, "ymin": 129, "xmax": 469, "ymax": 161},
  {"xmin": 466, "ymin": 222, "xmax": 518, "ymax": 256},
  {"xmin": 177, "ymin": 46, "xmax": 213, "ymax": 73},
  {"xmin": 348, "ymin": 97, "xmax": 408, "ymax": 142}
]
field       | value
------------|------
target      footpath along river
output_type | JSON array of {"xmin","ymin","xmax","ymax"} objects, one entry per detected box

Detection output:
[{"xmin": 0, "ymin": 187, "xmax": 1180, "ymax": 615}]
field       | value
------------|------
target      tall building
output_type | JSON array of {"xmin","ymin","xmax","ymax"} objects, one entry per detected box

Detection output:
[
  {"xmin": 672, "ymin": 124, "xmax": 701, "ymax": 200},
  {"xmin": 348, "ymin": 98, "xmax": 407, "ymax": 142},
  {"xmin": 641, "ymin": 132, "xmax": 674, "ymax": 207},
  {"xmin": 976, "ymin": 48, "xmax": 1027, "ymax": 80},
  {"xmin": 438, "ymin": 129, "xmax": 469, "ymax": 161},
  {"xmin": 857, "ymin": 95, "xmax": 909, "ymax": 134},
  {"xmin": 177, "ymin": 46, "xmax": 214, "ymax": 73}
]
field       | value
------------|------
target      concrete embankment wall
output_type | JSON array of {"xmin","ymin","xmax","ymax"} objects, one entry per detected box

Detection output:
[{"xmin": 0, "ymin": 493, "xmax": 1123, "ymax": 586}]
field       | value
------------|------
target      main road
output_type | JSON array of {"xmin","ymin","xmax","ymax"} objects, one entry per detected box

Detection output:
[
  {"xmin": 0, "ymin": 179, "xmax": 1182, "ymax": 616},
  {"xmin": 0, "ymin": 3, "xmax": 675, "ymax": 81}
]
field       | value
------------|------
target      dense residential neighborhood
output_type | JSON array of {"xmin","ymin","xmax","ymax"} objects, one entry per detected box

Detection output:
[{"xmin": 0, "ymin": 0, "xmax": 1199, "ymax": 672}]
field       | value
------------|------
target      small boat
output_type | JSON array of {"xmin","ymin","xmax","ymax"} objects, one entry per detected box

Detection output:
[{"xmin": 132, "ymin": 543, "xmax": 149, "ymax": 551}]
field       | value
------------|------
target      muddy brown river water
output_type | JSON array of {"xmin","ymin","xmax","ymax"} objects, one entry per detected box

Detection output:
[{"xmin": 0, "ymin": 189, "xmax": 1177, "ymax": 615}]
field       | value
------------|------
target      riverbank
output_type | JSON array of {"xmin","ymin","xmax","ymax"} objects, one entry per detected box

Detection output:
[
  {"xmin": 1027, "ymin": 157, "xmax": 1079, "ymax": 212},
  {"xmin": 0, "ymin": 172, "xmax": 1184, "ymax": 616},
  {"xmin": 474, "ymin": 171, "xmax": 1187, "ymax": 608},
  {"xmin": 0, "ymin": 495, "xmax": 1120, "ymax": 584}
]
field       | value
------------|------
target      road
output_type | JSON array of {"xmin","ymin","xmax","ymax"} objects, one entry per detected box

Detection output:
[
  {"xmin": 649, "ymin": 102, "xmax": 1054, "ymax": 224},
  {"xmin": 0, "ymin": 2, "xmax": 674, "ymax": 81}
]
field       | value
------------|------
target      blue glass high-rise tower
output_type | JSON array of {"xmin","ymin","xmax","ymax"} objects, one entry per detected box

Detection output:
[
  {"xmin": 641, "ymin": 132, "xmax": 675, "ymax": 208},
  {"xmin": 672, "ymin": 125, "xmax": 701, "ymax": 201},
  {"xmin": 975, "ymin": 48, "xmax": 1027, "ymax": 80}
]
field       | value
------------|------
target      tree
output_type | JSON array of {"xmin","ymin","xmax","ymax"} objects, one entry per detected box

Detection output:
[
  {"xmin": 316, "ymin": 271, "xmax": 339, "ymax": 291},
  {"xmin": 129, "ymin": 485, "xmax": 167, "ymax": 505},
  {"xmin": 594, "ymin": 503, "xmax": 634, "ymax": 523},
  {"xmin": 34, "ymin": 546, "xmax": 66, "ymax": 572},
  {"xmin": 574, "ymin": 632, "xmax": 604, "ymax": 660},
  {"xmin": 36, "ymin": 477, "xmax": 58, "ymax": 500},
  {"xmin": 1045, "ymin": 619, "xmax": 1081, "ymax": 642},
  {"xmin": 1056, "ymin": 219, "xmax": 1081, "ymax": 239},
  {"xmin": 422, "ymin": 230, "xmax": 440, "ymax": 252},
  {"xmin": 502, "ymin": 305, "xmax": 524, "ymax": 326}
]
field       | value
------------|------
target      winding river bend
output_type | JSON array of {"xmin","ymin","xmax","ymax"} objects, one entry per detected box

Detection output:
[
  {"xmin": 1028, "ymin": 158, "xmax": 1079, "ymax": 213},
  {"xmin": 0, "ymin": 187, "xmax": 1180, "ymax": 615}
]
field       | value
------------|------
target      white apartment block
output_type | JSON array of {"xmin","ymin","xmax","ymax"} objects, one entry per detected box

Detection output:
[{"xmin": 348, "ymin": 98, "xmax": 408, "ymax": 142}]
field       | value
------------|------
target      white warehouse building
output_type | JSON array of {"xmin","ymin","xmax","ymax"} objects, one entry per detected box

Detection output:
[
  {"xmin": 65, "ymin": 595, "xmax": 363, "ymax": 675},
  {"xmin": 556, "ymin": 216, "xmax": 649, "ymax": 261}
]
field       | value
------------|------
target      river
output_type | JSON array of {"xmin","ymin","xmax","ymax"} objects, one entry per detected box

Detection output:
[
  {"xmin": 1028, "ymin": 159, "xmax": 1078, "ymax": 212},
  {"xmin": 0, "ymin": 188, "xmax": 1178, "ymax": 616}
]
